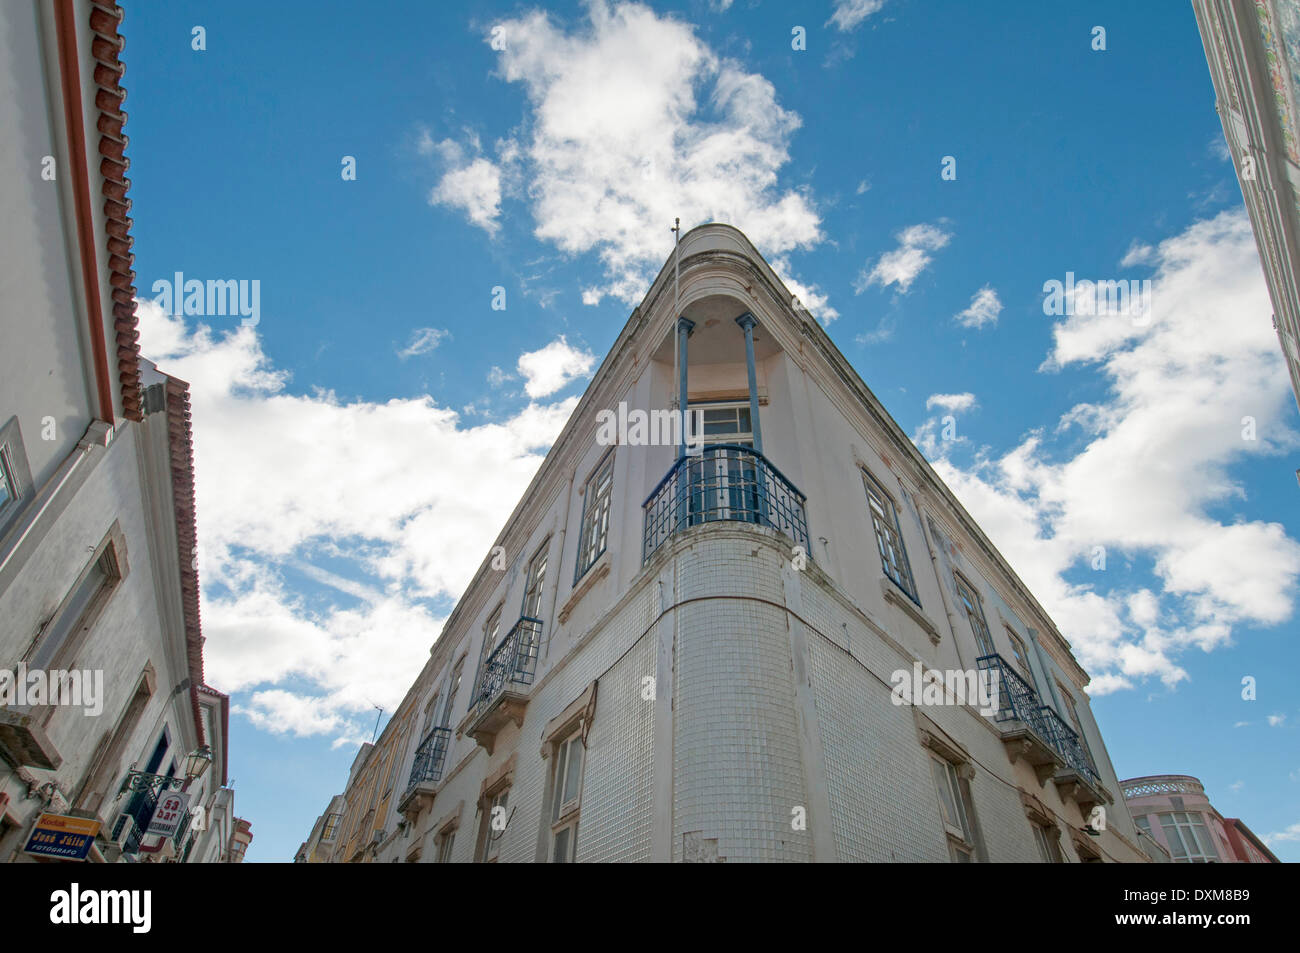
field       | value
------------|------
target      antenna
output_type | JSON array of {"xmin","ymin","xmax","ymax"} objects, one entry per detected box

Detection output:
[{"xmin": 371, "ymin": 706, "xmax": 384, "ymax": 742}]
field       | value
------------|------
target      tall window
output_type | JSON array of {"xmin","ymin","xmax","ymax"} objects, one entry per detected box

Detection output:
[
  {"xmin": 549, "ymin": 732, "xmax": 586, "ymax": 863},
  {"xmin": 930, "ymin": 755, "xmax": 978, "ymax": 862},
  {"xmin": 0, "ymin": 443, "xmax": 16, "ymax": 519},
  {"xmin": 1055, "ymin": 683, "xmax": 1094, "ymax": 763},
  {"xmin": 478, "ymin": 788, "xmax": 509, "ymax": 862},
  {"xmin": 436, "ymin": 828, "xmax": 456, "ymax": 863},
  {"xmin": 442, "ymin": 660, "xmax": 463, "ymax": 726},
  {"xmin": 1006, "ymin": 627, "xmax": 1037, "ymax": 691},
  {"xmin": 1031, "ymin": 821, "xmax": 1062, "ymax": 863},
  {"xmin": 1158, "ymin": 811, "xmax": 1219, "ymax": 862},
  {"xmin": 522, "ymin": 541, "xmax": 548, "ymax": 620},
  {"xmin": 575, "ymin": 454, "xmax": 614, "ymax": 582},
  {"xmin": 954, "ymin": 574, "xmax": 995, "ymax": 657},
  {"xmin": 26, "ymin": 539, "xmax": 123, "ymax": 671},
  {"xmin": 321, "ymin": 813, "xmax": 341, "ymax": 841},
  {"xmin": 862, "ymin": 469, "xmax": 917, "ymax": 602}
]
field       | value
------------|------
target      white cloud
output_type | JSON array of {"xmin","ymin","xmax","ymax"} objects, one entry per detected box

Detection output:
[
  {"xmin": 462, "ymin": 1, "xmax": 825, "ymax": 310},
  {"xmin": 1264, "ymin": 820, "xmax": 1300, "ymax": 845},
  {"xmin": 913, "ymin": 209, "xmax": 1300, "ymax": 692},
  {"xmin": 1268, "ymin": 713, "xmax": 1287, "ymax": 727},
  {"xmin": 487, "ymin": 365, "xmax": 510, "ymax": 387},
  {"xmin": 856, "ymin": 222, "xmax": 951, "ymax": 294},
  {"xmin": 1229, "ymin": 780, "xmax": 1245, "ymax": 792},
  {"xmin": 926, "ymin": 392, "xmax": 977, "ymax": 413},
  {"xmin": 428, "ymin": 137, "xmax": 503, "ymax": 235},
  {"xmin": 135, "ymin": 300, "xmax": 578, "ymax": 740},
  {"xmin": 517, "ymin": 335, "xmax": 596, "ymax": 398},
  {"xmin": 955, "ymin": 285, "xmax": 1002, "ymax": 329},
  {"xmin": 827, "ymin": 0, "xmax": 886, "ymax": 32},
  {"xmin": 398, "ymin": 327, "xmax": 450, "ymax": 359}
]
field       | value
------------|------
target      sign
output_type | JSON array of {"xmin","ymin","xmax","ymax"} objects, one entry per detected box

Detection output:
[
  {"xmin": 23, "ymin": 813, "xmax": 100, "ymax": 861},
  {"xmin": 146, "ymin": 790, "xmax": 190, "ymax": 838}
]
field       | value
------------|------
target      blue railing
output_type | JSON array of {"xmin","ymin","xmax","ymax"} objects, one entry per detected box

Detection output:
[
  {"xmin": 642, "ymin": 444, "xmax": 810, "ymax": 562},
  {"xmin": 407, "ymin": 726, "xmax": 452, "ymax": 789},
  {"xmin": 474, "ymin": 616, "xmax": 543, "ymax": 711},
  {"xmin": 977, "ymin": 653, "xmax": 1102, "ymax": 790}
]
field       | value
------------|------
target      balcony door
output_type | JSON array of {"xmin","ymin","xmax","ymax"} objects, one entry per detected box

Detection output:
[{"xmin": 686, "ymin": 401, "xmax": 759, "ymax": 526}]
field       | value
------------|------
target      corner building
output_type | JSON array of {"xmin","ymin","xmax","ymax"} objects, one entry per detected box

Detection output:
[{"xmin": 323, "ymin": 224, "xmax": 1149, "ymax": 864}]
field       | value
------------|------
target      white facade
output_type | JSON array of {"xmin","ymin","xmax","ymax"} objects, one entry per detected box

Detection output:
[
  {"xmin": 316, "ymin": 224, "xmax": 1148, "ymax": 864},
  {"xmin": 0, "ymin": 0, "xmax": 242, "ymax": 863}
]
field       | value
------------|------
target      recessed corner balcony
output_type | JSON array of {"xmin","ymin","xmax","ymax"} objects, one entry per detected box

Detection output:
[
  {"xmin": 977, "ymin": 653, "xmax": 1107, "ymax": 809},
  {"xmin": 464, "ymin": 616, "xmax": 542, "ymax": 754},
  {"xmin": 642, "ymin": 444, "xmax": 810, "ymax": 563}
]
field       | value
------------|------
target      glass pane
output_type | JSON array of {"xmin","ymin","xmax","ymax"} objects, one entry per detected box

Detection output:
[
  {"xmin": 553, "ymin": 826, "xmax": 570, "ymax": 863},
  {"xmin": 931, "ymin": 760, "xmax": 958, "ymax": 830},
  {"xmin": 30, "ymin": 558, "xmax": 109, "ymax": 669},
  {"xmin": 552, "ymin": 745, "xmax": 568, "ymax": 822},
  {"xmin": 736, "ymin": 408, "xmax": 751, "ymax": 431},
  {"xmin": 564, "ymin": 738, "xmax": 584, "ymax": 804}
]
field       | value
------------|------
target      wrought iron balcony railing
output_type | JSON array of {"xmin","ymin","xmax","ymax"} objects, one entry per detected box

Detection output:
[
  {"xmin": 111, "ymin": 785, "xmax": 158, "ymax": 855},
  {"xmin": 407, "ymin": 726, "xmax": 451, "ymax": 790},
  {"xmin": 642, "ymin": 444, "xmax": 810, "ymax": 563},
  {"xmin": 474, "ymin": 616, "xmax": 543, "ymax": 712},
  {"xmin": 976, "ymin": 653, "xmax": 1056, "ymax": 746},
  {"xmin": 1040, "ymin": 706, "xmax": 1101, "ymax": 789},
  {"xmin": 978, "ymin": 653, "xmax": 1103, "ymax": 791}
]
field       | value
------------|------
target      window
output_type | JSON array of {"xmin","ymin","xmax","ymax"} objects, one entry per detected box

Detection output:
[
  {"xmin": 1005, "ymin": 627, "xmax": 1036, "ymax": 690},
  {"xmin": 25, "ymin": 534, "xmax": 124, "ymax": 672},
  {"xmin": 692, "ymin": 400, "xmax": 753, "ymax": 447},
  {"xmin": 442, "ymin": 660, "xmax": 464, "ymax": 726},
  {"xmin": 862, "ymin": 469, "xmax": 918, "ymax": 602},
  {"xmin": 549, "ymin": 733, "xmax": 586, "ymax": 863},
  {"xmin": 1158, "ymin": 811, "xmax": 1219, "ymax": 862},
  {"xmin": 0, "ymin": 445, "xmax": 16, "ymax": 518},
  {"xmin": 521, "ymin": 541, "xmax": 548, "ymax": 620},
  {"xmin": 1055, "ymin": 683, "xmax": 1095, "ymax": 763},
  {"xmin": 575, "ymin": 453, "xmax": 614, "ymax": 583},
  {"xmin": 1032, "ymin": 822, "xmax": 1062, "ymax": 863},
  {"xmin": 954, "ymin": 574, "xmax": 995, "ymax": 657},
  {"xmin": 930, "ymin": 755, "xmax": 977, "ymax": 862},
  {"xmin": 436, "ymin": 829, "xmax": 456, "ymax": 863},
  {"xmin": 1135, "ymin": 814, "xmax": 1153, "ymax": 838},
  {"xmin": 478, "ymin": 788, "xmax": 509, "ymax": 862},
  {"xmin": 0, "ymin": 417, "xmax": 34, "ymax": 538},
  {"xmin": 472, "ymin": 607, "xmax": 502, "ymax": 704},
  {"xmin": 321, "ymin": 813, "xmax": 341, "ymax": 841}
]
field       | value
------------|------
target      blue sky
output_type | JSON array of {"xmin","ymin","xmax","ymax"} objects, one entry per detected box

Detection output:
[{"xmin": 121, "ymin": 0, "xmax": 1299, "ymax": 862}]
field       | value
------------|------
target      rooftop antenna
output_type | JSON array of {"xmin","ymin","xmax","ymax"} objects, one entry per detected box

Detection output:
[
  {"xmin": 671, "ymin": 217, "xmax": 681, "ymax": 413},
  {"xmin": 371, "ymin": 705, "xmax": 384, "ymax": 743}
]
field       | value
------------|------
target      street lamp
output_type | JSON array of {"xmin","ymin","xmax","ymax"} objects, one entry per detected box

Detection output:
[{"xmin": 184, "ymin": 744, "xmax": 212, "ymax": 783}]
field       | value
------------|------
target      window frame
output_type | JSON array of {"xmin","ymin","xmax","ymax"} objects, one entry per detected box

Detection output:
[
  {"xmin": 574, "ymin": 451, "xmax": 615, "ymax": 584},
  {"xmin": 1158, "ymin": 811, "xmax": 1219, "ymax": 863},
  {"xmin": 689, "ymin": 399, "xmax": 754, "ymax": 447},
  {"xmin": 435, "ymin": 828, "xmax": 456, "ymax": 863},
  {"xmin": 929, "ymin": 754, "xmax": 978, "ymax": 862},
  {"xmin": 1031, "ymin": 821, "xmax": 1063, "ymax": 863},
  {"xmin": 478, "ymin": 787, "xmax": 510, "ymax": 863},
  {"xmin": 953, "ymin": 573, "xmax": 995, "ymax": 658},
  {"xmin": 1005, "ymin": 627, "xmax": 1037, "ymax": 691},
  {"xmin": 0, "ymin": 417, "xmax": 35, "ymax": 539},
  {"xmin": 862, "ymin": 468, "xmax": 919, "ymax": 604},
  {"xmin": 548, "ymin": 730, "xmax": 586, "ymax": 863},
  {"xmin": 521, "ymin": 539, "xmax": 549, "ymax": 621}
]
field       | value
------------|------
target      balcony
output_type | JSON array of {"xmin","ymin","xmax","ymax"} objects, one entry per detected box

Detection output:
[
  {"xmin": 642, "ymin": 444, "xmax": 810, "ymax": 563},
  {"xmin": 398, "ymin": 726, "xmax": 451, "ymax": 818},
  {"xmin": 977, "ymin": 654, "xmax": 1109, "ymax": 811},
  {"xmin": 1042, "ymin": 707, "xmax": 1107, "ymax": 812},
  {"xmin": 976, "ymin": 654, "xmax": 1065, "ymax": 783},
  {"xmin": 464, "ymin": 616, "xmax": 542, "ymax": 754}
]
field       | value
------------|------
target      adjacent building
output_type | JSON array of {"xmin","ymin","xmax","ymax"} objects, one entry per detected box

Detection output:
[
  {"xmin": 1194, "ymin": 0, "xmax": 1300, "ymax": 417},
  {"xmin": 0, "ymin": 0, "xmax": 246, "ymax": 862},
  {"xmin": 1123, "ymin": 774, "xmax": 1281, "ymax": 863},
  {"xmin": 307, "ymin": 223, "xmax": 1150, "ymax": 863}
]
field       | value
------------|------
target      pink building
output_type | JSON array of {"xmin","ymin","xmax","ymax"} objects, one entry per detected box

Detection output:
[{"xmin": 1122, "ymin": 774, "xmax": 1279, "ymax": 863}]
